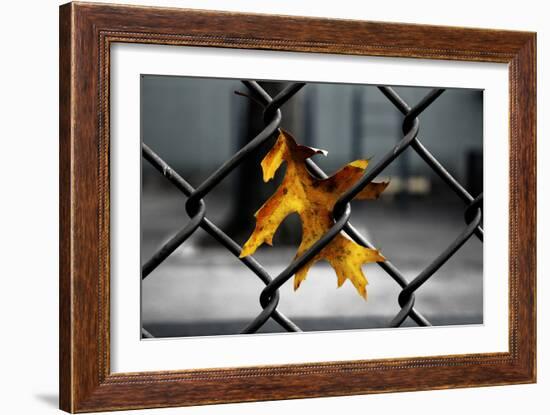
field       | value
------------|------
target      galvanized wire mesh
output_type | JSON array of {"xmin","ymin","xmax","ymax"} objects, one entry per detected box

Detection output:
[{"xmin": 141, "ymin": 81, "xmax": 483, "ymax": 336}]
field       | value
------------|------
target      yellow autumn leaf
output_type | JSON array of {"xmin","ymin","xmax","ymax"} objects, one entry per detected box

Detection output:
[{"xmin": 239, "ymin": 130, "xmax": 388, "ymax": 299}]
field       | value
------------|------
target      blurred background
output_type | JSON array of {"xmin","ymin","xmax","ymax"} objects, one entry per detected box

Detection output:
[{"xmin": 141, "ymin": 75, "xmax": 483, "ymax": 338}]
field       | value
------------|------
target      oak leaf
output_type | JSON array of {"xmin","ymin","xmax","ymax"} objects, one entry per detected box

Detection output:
[{"xmin": 240, "ymin": 130, "xmax": 388, "ymax": 299}]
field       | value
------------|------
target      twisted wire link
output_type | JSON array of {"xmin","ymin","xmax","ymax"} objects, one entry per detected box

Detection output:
[
  {"xmin": 141, "ymin": 148, "xmax": 206, "ymax": 279},
  {"xmin": 141, "ymin": 80, "xmax": 484, "ymax": 336},
  {"xmin": 243, "ymin": 83, "xmax": 443, "ymax": 332},
  {"xmin": 142, "ymin": 144, "xmax": 300, "ymax": 332},
  {"xmin": 376, "ymin": 87, "xmax": 484, "ymax": 324},
  {"xmin": 305, "ymin": 160, "xmax": 431, "ymax": 327},
  {"xmin": 141, "ymin": 82, "xmax": 306, "ymax": 334},
  {"xmin": 142, "ymin": 84, "xmax": 303, "ymax": 278},
  {"xmin": 379, "ymin": 87, "xmax": 484, "ymax": 241},
  {"xmin": 390, "ymin": 196, "xmax": 483, "ymax": 327}
]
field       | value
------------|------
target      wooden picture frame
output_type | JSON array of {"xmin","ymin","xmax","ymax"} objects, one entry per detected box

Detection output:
[{"xmin": 59, "ymin": 2, "xmax": 536, "ymax": 412}]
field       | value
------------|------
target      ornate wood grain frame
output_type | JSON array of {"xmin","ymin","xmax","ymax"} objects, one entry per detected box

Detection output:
[{"xmin": 59, "ymin": 2, "xmax": 536, "ymax": 412}]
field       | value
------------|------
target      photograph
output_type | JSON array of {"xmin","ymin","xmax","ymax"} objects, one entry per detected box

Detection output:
[
  {"xmin": 140, "ymin": 76, "xmax": 484, "ymax": 338},
  {"xmin": 49, "ymin": 2, "xmax": 537, "ymax": 412}
]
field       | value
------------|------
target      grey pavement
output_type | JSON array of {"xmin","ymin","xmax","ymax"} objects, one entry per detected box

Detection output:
[{"xmin": 141, "ymin": 188, "xmax": 483, "ymax": 337}]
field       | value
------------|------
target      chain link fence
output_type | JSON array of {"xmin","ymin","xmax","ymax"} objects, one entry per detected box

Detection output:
[{"xmin": 141, "ymin": 81, "xmax": 483, "ymax": 337}]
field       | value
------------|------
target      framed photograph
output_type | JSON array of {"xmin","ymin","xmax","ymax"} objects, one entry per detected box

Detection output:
[{"xmin": 59, "ymin": 2, "xmax": 536, "ymax": 412}]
